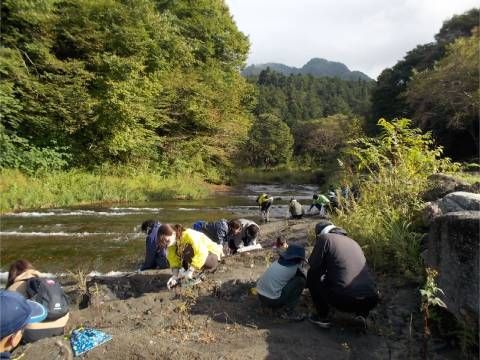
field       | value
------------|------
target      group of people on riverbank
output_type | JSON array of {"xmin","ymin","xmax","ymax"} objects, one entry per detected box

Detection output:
[
  {"xmin": 0, "ymin": 189, "xmax": 373, "ymax": 358},
  {"xmin": 256, "ymin": 220, "xmax": 379, "ymax": 327},
  {"xmin": 258, "ymin": 187, "xmax": 349, "ymax": 221}
]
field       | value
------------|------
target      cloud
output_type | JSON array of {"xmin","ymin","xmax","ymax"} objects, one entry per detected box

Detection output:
[{"xmin": 226, "ymin": 0, "xmax": 478, "ymax": 79}]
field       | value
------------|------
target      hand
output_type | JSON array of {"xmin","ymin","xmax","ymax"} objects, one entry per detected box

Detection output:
[
  {"xmin": 167, "ymin": 275, "xmax": 178, "ymax": 290},
  {"xmin": 178, "ymin": 267, "xmax": 194, "ymax": 280}
]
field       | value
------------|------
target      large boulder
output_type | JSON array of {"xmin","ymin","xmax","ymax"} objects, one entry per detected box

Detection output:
[
  {"xmin": 422, "ymin": 191, "xmax": 480, "ymax": 226},
  {"xmin": 422, "ymin": 174, "xmax": 480, "ymax": 201},
  {"xmin": 423, "ymin": 211, "xmax": 479, "ymax": 329}
]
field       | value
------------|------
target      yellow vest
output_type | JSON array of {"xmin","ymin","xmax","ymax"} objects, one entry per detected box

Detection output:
[{"xmin": 167, "ymin": 229, "xmax": 223, "ymax": 270}]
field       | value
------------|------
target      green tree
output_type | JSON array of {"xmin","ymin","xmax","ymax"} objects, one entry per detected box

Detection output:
[
  {"xmin": 407, "ymin": 28, "xmax": 479, "ymax": 159},
  {"xmin": 0, "ymin": 0, "xmax": 253, "ymax": 176},
  {"xmin": 369, "ymin": 8, "xmax": 479, "ymax": 135},
  {"xmin": 293, "ymin": 114, "xmax": 363, "ymax": 165},
  {"xmin": 243, "ymin": 113, "xmax": 294, "ymax": 167}
]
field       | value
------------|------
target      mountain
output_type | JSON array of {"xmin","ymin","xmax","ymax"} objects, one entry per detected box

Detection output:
[{"xmin": 242, "ymin": 58, "xmax": 372, "ymax": 81}]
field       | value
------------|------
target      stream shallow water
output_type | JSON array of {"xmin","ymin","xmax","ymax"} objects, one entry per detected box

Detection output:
[{"xmin": 0, "ymin": 184, "xmax": 319, "ymax": 274}]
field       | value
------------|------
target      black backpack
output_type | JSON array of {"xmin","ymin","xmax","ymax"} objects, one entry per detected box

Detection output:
[{"xmin": 26, "ymin": 278, "xmax": 69, "ymax": 321}]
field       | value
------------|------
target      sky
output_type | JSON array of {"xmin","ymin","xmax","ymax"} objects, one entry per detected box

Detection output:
[{"xmin": 226, "ymin": 0, "xmax": 478, "ymax": 79}]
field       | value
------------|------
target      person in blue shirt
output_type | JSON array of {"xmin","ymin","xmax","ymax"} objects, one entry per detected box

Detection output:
[
  {"xmin": 140, "ymin": 220, "xmax": 168, "ymax": 271},
  {"xmin": 192, "ymin": 219, "xmax": 230, "ymax": 246}
]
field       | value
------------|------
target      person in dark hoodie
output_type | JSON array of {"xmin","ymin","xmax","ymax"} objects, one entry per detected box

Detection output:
[
  {"xmin": 307, "ymin": 220, "xmax": 379, "ymax": 328},
  {"xmin": 140, "ymin": 220, "xmax": 168, "ymax": 271}
]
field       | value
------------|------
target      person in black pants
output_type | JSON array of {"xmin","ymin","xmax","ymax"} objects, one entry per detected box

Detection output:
[{"xmin": 307, "ymin": 220, "xmax": 379, "ymax": 328}]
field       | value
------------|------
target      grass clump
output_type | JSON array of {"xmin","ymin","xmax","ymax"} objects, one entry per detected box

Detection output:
[
  {"xmin": 0, "ymin": 168, "xmax": 210, "ymax": 213},
  {"xmin": 232, "ymin": 166, "xmax": 325, "ymax": 185},
  {"xmin": 333, "ymin": 118, "xmax": 458, "ymax": 275}
]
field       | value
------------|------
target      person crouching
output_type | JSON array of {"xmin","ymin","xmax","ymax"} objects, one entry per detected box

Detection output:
[
  {"xmin": 256, "ymin": 245, "xmax": 306, "ymax": 321},
  {"xmin": 157, "ymin": 224, "xmax": 223, "ymax": 289},
  {"xmin": 307, "ymin": 220, "xmax": 380, "ymax": 328}
]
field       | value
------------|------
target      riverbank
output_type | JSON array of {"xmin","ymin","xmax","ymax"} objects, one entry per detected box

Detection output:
[
  {"xmin": 11, "ymin": 218, "xmax": 460, "ymax": 360},
  {"xmin": 0, "ymin": 169, "xmax": 211, "ymax": 213}
]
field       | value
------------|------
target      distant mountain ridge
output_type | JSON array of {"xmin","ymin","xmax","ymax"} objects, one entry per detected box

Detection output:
[{"xmin": 242, "ymin": 58, "xmax": 372, "ymax": 81}]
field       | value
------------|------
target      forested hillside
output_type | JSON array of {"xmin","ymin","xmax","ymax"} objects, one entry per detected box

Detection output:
[
  {"xmin": 0, "ymin": 0, "xmax": 254, "ymax": 177},
  {"xmin": 242, "ymin": 58, "xmax": 372, "ymax": 81},
  {"xmin": 370, "ymin": 8, "xmax": 479, "ymax": 160},
  {"xmin": 240, "ymin": 69, "xmax": 372, "ymax": 167}
]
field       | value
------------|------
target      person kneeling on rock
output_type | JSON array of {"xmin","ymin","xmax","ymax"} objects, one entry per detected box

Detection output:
[
  {"xmin": 255, "ymin": 245, "xmax": 306, "ymax": 321},
  {"xmin": 157, "ymin": 224, "xmax": 223, "ymax": 289},
  {"xmin": 307, "ymin": 220, "xmax": 380, "ymax": 328}
]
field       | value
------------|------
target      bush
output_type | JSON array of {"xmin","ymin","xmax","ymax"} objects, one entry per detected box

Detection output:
[{"xmin": 334, "ymin": 118, "xmax": 458, "ymax": 274}]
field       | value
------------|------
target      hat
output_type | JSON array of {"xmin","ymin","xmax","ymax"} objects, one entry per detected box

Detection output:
[
  {"xmin": 0, "ymin": 291, "xmax": 47, "ymax": 339},
  {"xmin": 279, "ymin": 244, "xmax": 305, "ymax": 260},
  {"xmin": 315, "ymin": 220, "xmax": 348, "ymax": 236},
  {"xmin": 315, "ymin": 220, "xmax": 333, "ymax": 235}
]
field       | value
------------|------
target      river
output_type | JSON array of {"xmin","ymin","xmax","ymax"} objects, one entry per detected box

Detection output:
[{"xmin": 0, "ymin": 184, "xmax": 318, "ymax": 275}]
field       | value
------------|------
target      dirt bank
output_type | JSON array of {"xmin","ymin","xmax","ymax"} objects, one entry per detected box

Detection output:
[{"xmin": 13, "ymin": 218, "xmax": 460, "ymax": 359}]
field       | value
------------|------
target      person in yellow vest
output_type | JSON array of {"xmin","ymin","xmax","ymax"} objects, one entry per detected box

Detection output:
[
  {"xmin": 256, "ymin": 193, "xmax": 274, "ymax": 222},
  {"xmin": 157, "ymin": 224, "xmax": 223, "ymax": 289},
  {"xmin": 6, "ymin": 260, "xmax": 69, "ymax": 343}
]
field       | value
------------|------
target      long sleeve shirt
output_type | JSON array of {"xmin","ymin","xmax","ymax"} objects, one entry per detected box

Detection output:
[
  {"xmin": 141, "ymin": 222, "xmax": 167, "ymax": 270},
  {"xmin": 202, "ymin": 220, "xmax": 229, "ymax": 245},
  {"xmin": 308, "ymin": 233, "xmax": 377, "ymax": 298},
  {"xmin": 167, "ymin": 229, "xmax": 223, "ymax": 270},
  {"xmin": 227, "ymin": 218, "xmax": 259, "ymax": 250}
]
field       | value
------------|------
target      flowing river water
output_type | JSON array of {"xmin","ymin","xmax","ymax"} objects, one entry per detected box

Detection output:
[{"xmin": 0, "ymin": 184, "xmax": 319, "ymax": 276}]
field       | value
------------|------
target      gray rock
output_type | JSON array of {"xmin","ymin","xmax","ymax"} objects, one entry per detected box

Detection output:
[
  {"xmin": 422, "ymin": 174, "xmax": 480, "ymax": 201},
  {"xmin": 424, "ymin": 211, "xmax": 479, "ymax": 329},
  {"xmin": 422, "ymin": 192, "xmax": 480, "ymax": 226}
]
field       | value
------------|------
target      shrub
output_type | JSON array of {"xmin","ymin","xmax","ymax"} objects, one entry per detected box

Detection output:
[{"xmin": 334, "ymin": 118, "xmax": 458, "ymax": 274}]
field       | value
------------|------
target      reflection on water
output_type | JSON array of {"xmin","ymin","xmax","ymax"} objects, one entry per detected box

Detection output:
[{"xmin": 0, "ymin": 184, "xmax": 318, "ymax": 273}]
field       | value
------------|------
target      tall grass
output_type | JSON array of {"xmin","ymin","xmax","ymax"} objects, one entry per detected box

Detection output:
[
  {"xmin": 232, "ymin": 166, "xmax": 326, "ymax": 185},
  {"xmin": 0, "ymin": 169, "xmax": 210, "ymax": 212},
  {"xmin": 333, "ymin": 119, "xmax": 458, "ymax": 275}
]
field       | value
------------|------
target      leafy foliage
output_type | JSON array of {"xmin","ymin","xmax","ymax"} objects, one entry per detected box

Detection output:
[
  {"xmin": 407, "ymin": 28, "xmax": 479, "ymax": 159},
  {"xmin": 369, "ymin": 8, "xmax": 479, "ymax": 159},
  {"xmin": 242, "ymin": 113, "xmax": 294, "ymax": 168},
  {"xmin": 0, "ymin": 0, "xmax": 253, "ymax": 175},
  {"xmin": 334, "ymin": 119, "xmax": 458, "ymax": 274},
  {"xmin": 249, "ymin": 68, "xmax": 373, "ymax": 127},
  {"xmin": 293, "ymin": 114, "xmax": 363, "ymax": 166}
]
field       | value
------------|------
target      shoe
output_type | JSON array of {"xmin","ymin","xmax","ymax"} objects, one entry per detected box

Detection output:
[
  {"xmin": 309, "ymin": 314, "xmax": 331, "ymax": 328},
  {"xmin": 355, "ymin": 315, "xmax": 367, "ymax": 330},
  {"xmin": 280, "ymin": 311, "xmax": 305, "ymax": 322}
]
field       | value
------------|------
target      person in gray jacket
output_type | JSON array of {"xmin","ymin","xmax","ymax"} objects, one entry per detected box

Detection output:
[
  {"xmin": 256, "ymin": 244, "xmax": 306, "ymax": 321},
  {"xmin": 289, "ymin": 198, "xmax": 304, "ymax": 219},
  {"xmin": 227, "ymin": 219, "xmax": 260, "ymax": 253}
]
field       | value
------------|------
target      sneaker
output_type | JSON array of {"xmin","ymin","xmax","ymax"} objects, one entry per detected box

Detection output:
[
  {"xmin": 280, "ymin": 310, "xmax": 305, "ymax": 322},
  {"xmin": 309, "ymin": 314, "xmax": 332, "ymax": 328}
]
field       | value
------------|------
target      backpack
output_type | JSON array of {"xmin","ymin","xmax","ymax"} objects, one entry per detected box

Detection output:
[{"xmin": 26, "ymin": 277, "xmax": 69, "ymax": 321}]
